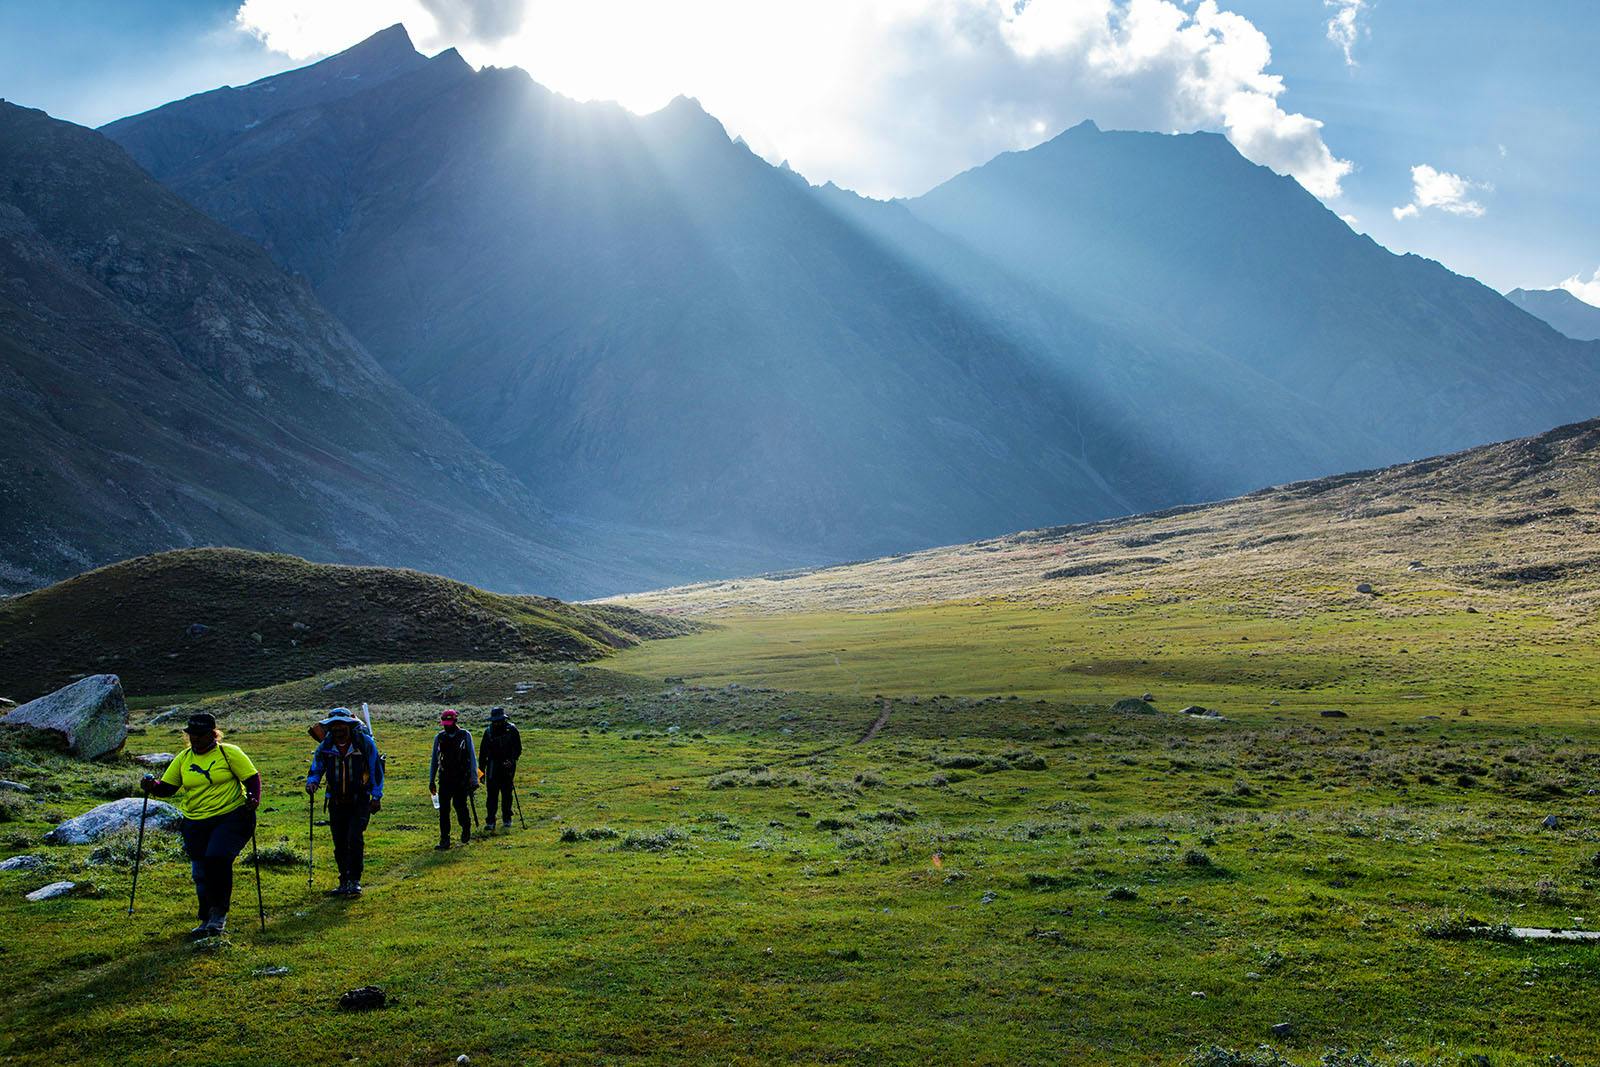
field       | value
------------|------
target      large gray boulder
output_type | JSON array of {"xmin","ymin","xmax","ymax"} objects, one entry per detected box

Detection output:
[
  {"xmin": 44, "ymin": 797, "xmax": 179, "ymax": 845},
  {"xmin": 1, "ymin": 675, "xmax": 129, "ymax": 758}
]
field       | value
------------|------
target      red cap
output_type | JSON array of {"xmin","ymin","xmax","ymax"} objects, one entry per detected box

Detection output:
[{"xmin": 441, "ymin": 709, "xmax": 458, "ymax": 723}]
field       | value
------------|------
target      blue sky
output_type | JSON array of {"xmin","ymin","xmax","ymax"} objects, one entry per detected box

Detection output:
[{"xmin": 1, "ymin": 0, "xmax": 1595, "ymax": 298}]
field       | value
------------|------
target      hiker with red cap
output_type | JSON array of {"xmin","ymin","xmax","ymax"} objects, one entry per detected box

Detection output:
[{"xmin": 429, "ymin": 709, "xmax": 477, "ymax": 849}]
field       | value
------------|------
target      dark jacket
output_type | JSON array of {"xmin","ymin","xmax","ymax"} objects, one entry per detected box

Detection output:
[
  {"xmin": 479, "ymin": 720, "xmax": 522, "ymax": 781},
  {"xmin": 307, "ymin": 731, "xmax": 384, "ymax": 801},
  {"xmin": 429, "ymin": 727, "xmax": 477, "ymax": 794}
]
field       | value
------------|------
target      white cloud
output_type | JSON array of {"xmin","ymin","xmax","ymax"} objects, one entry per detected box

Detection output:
[
  {"xmin": 1558, "ymin": 267, "xmax": 1600, "ymax": 308},
  {"xmin": 1324, "ymin": 0, "xmax": 1367, "ymax": 66},
  {"xmin": 1391, "ymin": 164, "xmax": 1487, "ymax": 220},
  {"xmin": 232, "ymin": 0, "xmax": 1354, "ymax": 200}
]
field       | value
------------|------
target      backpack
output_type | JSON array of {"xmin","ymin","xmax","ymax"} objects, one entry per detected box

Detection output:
[{"xmin": 437, "ymin": 729, "xmax": 474, "ymax": 786}]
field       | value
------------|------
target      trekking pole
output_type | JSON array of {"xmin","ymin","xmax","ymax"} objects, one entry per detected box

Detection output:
[
  {"xmin": 469, "ymin": 790, "xmax": 480, "ymax": 828},
  {"xmin": 307, "ymin": 791, "xmax": 315, "ymax": 890},
  {"xmin": 251, "ymin": 825, "xmax": 266, "ymax": 932},
  {"xmin": 127, "ymin": 791, "xmax": 150, "ymax": 917},
  {"xmin": 512, "ymin": 781, "xmax": 526, "ymax": 829}
]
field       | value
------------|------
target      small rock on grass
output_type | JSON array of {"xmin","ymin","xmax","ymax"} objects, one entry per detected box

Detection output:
[
  {"xmin": 1, "ymin": 855, "xmax": 47, "ymax": 871},
  {"xmin": 1542, "ymin": 815, "xmax": 1560, "ymax": 829},
  {"xmin": 338, "ymin": 986, "xmax": 387, "ymax": 1011},
  {"xmin": 252, "ymin": 965, "xmax": 290, "ymax": 977},
  {"xmin": 25, "ymin": 880, "xmax": 76, "ymax": 901},
  {"xmin": 134, "ymin": 753, "xmax": 174, "ymax": 767},
  {"xmin": 1319, "ymin": 709, "xmax": 1348, "ymax": 718},
  {"xmin": 1270, "ymin": 1022, "xmax": 1293, "ymax": 1038}
]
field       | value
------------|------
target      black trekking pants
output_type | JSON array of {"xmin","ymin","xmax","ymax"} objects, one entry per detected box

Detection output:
[
  {"xmin": 328, "ymin": 799, "xmax": 371, "ymax": 883},
  {"xmin": 438, "ymin": 789, "xmax": 471, "ymax": 843},
  {"xmin": 179, "ymin": 804, "xmax": 255, "ymax": 922},
  {"xmin": 485, "ymin": 767, "xmax": 514, "ymax": 825}
]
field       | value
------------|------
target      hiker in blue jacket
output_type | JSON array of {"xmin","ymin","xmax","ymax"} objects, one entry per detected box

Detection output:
[
  {"xmin": 429, "ymin": 709, "xmax": 477, "ymax": 849},
  {"xmin": 306, "ymin": 708, "xmax": 384, "ymax": 895}
]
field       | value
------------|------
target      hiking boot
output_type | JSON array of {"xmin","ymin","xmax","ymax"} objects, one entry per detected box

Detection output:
[
  {"xmin": 461, "ymin": 829, "xmax": 471, "ymax": 844},
  {"xmin": 345, "ymin": 882, "xmax": 362, "ymax": 896},
  {"xmin": 186, "ymin": 921, "xmax": 212, "ymax": 939},
  {"xmin": 203, "ymin": 912, "xmax": 227, "ymax": 936},
  {"xmin": 326, "ymin": 880, "xmax": 350, "ymax": 896},
  {"xmin": 485, "ymin": 821, "xmax": 496, "ymax": 832},
  {"xmin": 434, "ymin": 841, "xmax": 451, "ymax": 851}
]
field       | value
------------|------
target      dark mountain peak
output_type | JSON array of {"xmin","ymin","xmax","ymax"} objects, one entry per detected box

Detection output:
[
  {"xmin": 428, "ymin": 45, "xmax": 472, "ymax": 73},
  {"xmin": 99, "ymin": 22, "xmax": 430, "ymax": 179},
  {"xmin": 349, "ymin": 22, "xmax": 416, "ymax": 57},
  {"xmin": 1063, "ymin": 117, "xmax": 1100, "ymax": 135},
  {"xmin": 1505, "ymin": 287, "xmax": 1600, "ymax": 341}
]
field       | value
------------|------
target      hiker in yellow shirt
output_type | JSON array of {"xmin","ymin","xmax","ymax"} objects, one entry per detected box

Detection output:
[{"xmin": 140, "ymin": 712, "xmax": 261, "ymax": 937}]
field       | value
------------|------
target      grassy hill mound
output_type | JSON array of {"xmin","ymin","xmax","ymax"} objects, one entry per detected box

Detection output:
[{"xmin": 0, "ymin": 548, "xmax": 698, "ymax": 701}]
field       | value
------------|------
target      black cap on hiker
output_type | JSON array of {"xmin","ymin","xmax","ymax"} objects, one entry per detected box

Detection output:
[
  {"xmin": 183, "ymin": 712, "xmax": 217, "ymax": 735},
  {"xmin": 490, "ymin": 706, "xmax": 506, "ymax": 720}
]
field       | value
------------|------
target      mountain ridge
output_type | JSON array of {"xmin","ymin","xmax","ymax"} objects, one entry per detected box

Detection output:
[{"xmin": 1506, "ymin": 287, "xmax": 1600, "ymax": 341}]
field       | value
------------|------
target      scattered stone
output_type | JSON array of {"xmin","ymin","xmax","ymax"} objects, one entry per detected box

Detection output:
[
  {"xmin": 1270, "ymin": 1022, "xmax": 1293, "ymax": 1038},
  {"xmin": 134, "ymin": 753, "xmax": 174, "ymax": 767},
  {"xmin": 1542, "ymin": 815, "xmax": 1560, "ymax": 830},
  {"xmin": 184, "ymin": 623, "xmax": 210, "ymax": 639},
  {"xmin": 979, "ymin": 891, "xmax": 997, "ymax": 904},
  {"xmin": 1, "ymin": 675, "xmax": 129, "ymax": 759},
  {"xmin": 25, "ymin": 880, "xmax": 77, "ymax": 901},
  {"xmin": 44, "ymin": 797, "xmax": 179, "ymax": 845},
  {"xmin": 1267, "ymin": 699, "xmax": 1280, "ymax": 707},
  {"xmin": 1111, "ymin": 698, "xmax": 1158, "ymax": 715},
  {"xmin": 1141, "ymin": 693, "xmax": 1155, "ymax": 702},
  {"xmin": 1319, "ymin": 709, "xmax": 1349, "ymax": 719},
  {"xmin": 292, "ymin": 621, "xmax": 310, "ymax": 633},
  {"xmin": 148, "ymin": 707, "xmax": 186, "ymax": 725},
  {"xmin": 1466, "ymin": 606, "xmax": 1480, "ymax": 614},
  {"xmin": 1355, "ymin": 582, "xmax": 1374, "ymax": 594},
  {"xmin": 252, "ymin": 965, "xmax": 291, "ymax": 977},
  {"xmin": 0, "ymin": 855, "xmax": 46, "ymax": 871},
  {"xmin": 0, "ymin": 779, "xmax": 30, "ymax": 792},
  {"xmin": 338, "ymin": 986, "xmax": 387, "ymax": 1011},
  {"xmin": 0, "ymin": 697, "xmax": 14, "ymax": 708},
  {"xmin": 1189, "ymin": 990, "xmax": 1206, "ymax": 998},
  {"xmin": 457, "ymin": 1056, "xmax": 471, "ymax": 1066},
  {"xmin": 1179, "ymin": 705, "xmax": 1219, "ymax": 718}
]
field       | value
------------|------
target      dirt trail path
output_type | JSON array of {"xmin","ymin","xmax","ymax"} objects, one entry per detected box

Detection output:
[{"xmin": 857, "ymin": 698, "xmax": 891, "ymax": 744}]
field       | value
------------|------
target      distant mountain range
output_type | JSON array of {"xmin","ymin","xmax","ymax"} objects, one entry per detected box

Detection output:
[
  {"xmin": 1505, "ymin": 288, "xmax": 1600, "ymax": 341},
  {"xmin": 3, "ymin": 23, "xmax": 1596, "ymax": 595}
]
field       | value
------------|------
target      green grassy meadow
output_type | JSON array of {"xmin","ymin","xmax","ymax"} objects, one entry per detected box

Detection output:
[{"xmin": 4, "ymin": 590, "xmax": 1600, "ymax": 1065}]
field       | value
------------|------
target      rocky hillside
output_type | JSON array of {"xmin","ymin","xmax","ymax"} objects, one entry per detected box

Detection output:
[
  {"xmin": 0, "ymin": 548, "xmax": 698, "ymax": 701},
  {"xmin": 0, "ymin": 100, "xmax": 660, "ymax": 598},
  {"xmin": 612, "ymin": 418, "xmax": 1600, "ymax": 616}
]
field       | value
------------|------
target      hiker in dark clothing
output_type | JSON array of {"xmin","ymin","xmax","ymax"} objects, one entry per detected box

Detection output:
[
  {"xmin": 140, "ymin": 712, "xmax": 261, "ymax": 938},
  {"xmin": 429, "ymin": 709, "xmax": 477, "ymax": 849},
  {"xmin": 306, "ymin": 708, "xmax": 384, "ymax": 895},
  {"xmin": 480, "ymin": 706, "xmax": 522, "ymax": 832}
]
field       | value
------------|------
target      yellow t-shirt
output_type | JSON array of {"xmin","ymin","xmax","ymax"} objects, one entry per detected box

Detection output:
[{"xmin": 160, "ymin": 743, "xmax": 257, "ymax": 820}]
